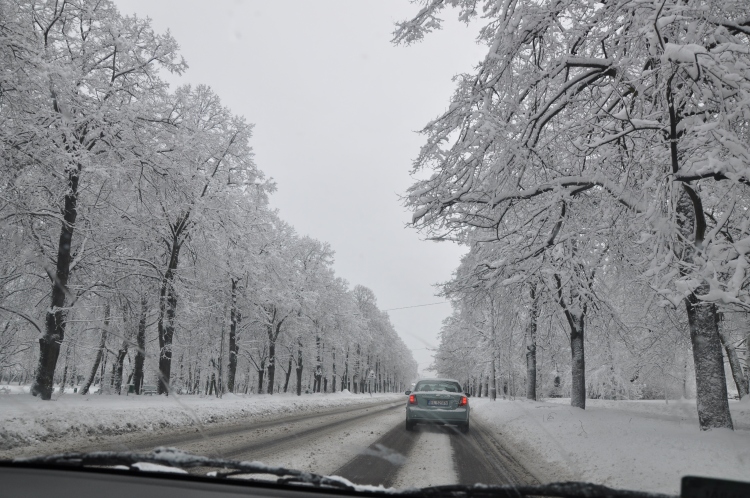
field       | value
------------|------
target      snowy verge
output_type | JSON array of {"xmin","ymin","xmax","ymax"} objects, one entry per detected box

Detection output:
[
  {"xmin": 0, "ymin": 391, "xmax": 402, "ymax": 453},
  {"xmin": 471, "ymin": 397, "xmax": 750, "ymax": 495}
]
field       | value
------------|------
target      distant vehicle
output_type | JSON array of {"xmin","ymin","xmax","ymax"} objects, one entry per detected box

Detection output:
[{"xmin": 404, "ymin": 378, "xmax": 470, "ymax": 433}]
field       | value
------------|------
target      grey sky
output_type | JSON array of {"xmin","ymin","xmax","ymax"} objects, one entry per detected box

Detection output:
[{"xmin": 113, "ymin": 0, "xmax": 485, "ymax": 374}]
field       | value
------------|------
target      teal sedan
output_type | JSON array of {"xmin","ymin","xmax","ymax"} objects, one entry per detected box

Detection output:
[{"xmin": 405, "ymin": 378, "xmax": 470, "ymax": 433}]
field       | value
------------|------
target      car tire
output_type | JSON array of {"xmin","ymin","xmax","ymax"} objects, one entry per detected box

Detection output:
[
  {"xmin": 405, "ymin": 420, "xmax": 415, "ymax": 431},
  {"xmin": 460, "ymin": 421, "xmax": 469, "ymax": 434}
]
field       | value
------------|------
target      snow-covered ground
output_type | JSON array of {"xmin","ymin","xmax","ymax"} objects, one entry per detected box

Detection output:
[
  {"xmin": 471, "ymin": 397, "xmax": 750, "ymax": 495},
  {"xmin": 0, "ymin": 388, "xmax": 401, "ymax": 454}
]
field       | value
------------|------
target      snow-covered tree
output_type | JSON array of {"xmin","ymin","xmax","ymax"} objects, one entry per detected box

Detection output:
[{"xmin": 397, "ymin": 0, "xmax": 749, "ymax": 430}]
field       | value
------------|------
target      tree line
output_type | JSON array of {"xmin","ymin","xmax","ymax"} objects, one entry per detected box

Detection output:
[
  {"xmin": 397, "ymin": 0, "xmax": 749, "ymax": 430},
  {"xmin": 0, "ymin": 0, "xmax": 417, "ymax": 400}
]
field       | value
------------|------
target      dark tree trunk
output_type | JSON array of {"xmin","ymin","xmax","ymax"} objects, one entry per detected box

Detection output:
[
  {"xmin": 296, "ymin": 336, "xmax": 304, "ymax": 396},
  {"xmin": 313, "ymin": 335, "xmax": 322, "ymax": 393},
  {"xmin": 132, "ymin": 296, "xmax": 147, "ymax": 395},
  {"xmin": 194, "ymin": 364, "xmax": 202, "ymax": 394},
  {"xmin": 227, "ymin": 280, "xmax": 240, "ymax": 393},
  {"xmin": 81, "ymin": 305, "xmax": 110, "ymax": 395},
  {"xmin": 283, "ymin": 356, "xmax": 293, "ymax": 393},
  {"xmin": 32, "ymin": 167, "xmax": 80, "ymax": 400},
  {"xmin": 209, "ymin": 371, "xmax": 216, "ymax": 396},
  {"xmin": 343, "ymin": 346, "xmax": 349, "ymax": 392},
  {"xmin": 264, "ymin": 309, "xmax": 285, "ymax": 395},
  {"xmin": 717, "ymin": 323, "xmax": 749, "ymax": 400},
  {"xmin": 158, "ymin": 217, "xmax": 188, "ymax": 396},
  {"xmin": 569, "ymin": 312, "xmax": 585, "ymax": 409},
  {"xmin": 113, "ymin": 341, "xmax": 128, "ymax": 395},
  {"xmin": 332, "ymin": 349, "xmax": 337, "ymax": 392},
  {"xmin": 685, "ymin": 289, "xmax": 733, "ymax": 429},
  {"xmin": 675, "ymin": 186, "xmax": 733, "ymax": 429},
  {"xmin": 267, "ymin": 338, "xmax": 276, "ymax": 394},
  {"xmin": 256, "ymin": 359, "xmax": 265, "ymax": 394},
  {"xmin": 554, "ymin": 273, "xmax": 586, "ymax": 409},
  {"xmin": 157, "ymin": 268, "xmax": 178, "ymax": 395},
  {"xmin": 59, "ymin": 344, "xmax": 70, "ymax": 394},
  {"xmin": 526, "ymin": 283, "xmax": 539, "ymax": 401}
]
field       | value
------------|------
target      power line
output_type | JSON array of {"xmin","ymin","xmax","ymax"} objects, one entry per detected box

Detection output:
[{"xmin": 382, "ymin": 301, "xmax": 449, "ymax": 312}]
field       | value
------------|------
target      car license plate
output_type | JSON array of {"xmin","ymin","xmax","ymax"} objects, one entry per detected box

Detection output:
[{"xmin": 428, "ymin": 400, "xmax": 450, "ymax": 406}]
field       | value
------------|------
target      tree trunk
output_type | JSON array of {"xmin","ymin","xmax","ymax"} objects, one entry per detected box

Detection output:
[
  {"xmin": 264, "ymin": 312, "xmax": 285, "ymax": 395},
  {"xmin": 59, "ymin": 344, "xmax": 70, "ymax": 394},
  {"xmin": 256, "ymin": 359, "xmax": 265, "ymax": 394},
  {"xmin": 283, "ymin": 356, "xmax": 293, "ymax": 393},
  {"xmin": 267, "ymin": 336, "xmax": 276, "ymax": 394},
  {"xmin": 314, "ymin": 335, "xmax": 322, "ymax": 393},
  {"xmin": 157, "ymin": 229, "xmax": 184, "ymax": 396},
  {"xmin": 113, "ymin": 340, "xmax": 128, "ymax": 395},
  {"xmin": 132, "ymin": 296, "xmax": 147, "ymax": 395},
  {"xmin": 218, "ymin": 319, "xmax": 225, "ymax": 397},
  {"xmin": 227, "ymin": 280, "xmax": 240, "ymax": 393},
  {"xmin": 717, "ymin": 324, "xmax": 749, "ymax": 400},
  {"xmin": 684, "ymin": 288, "xmax": 733, "ymax": 429},
  {"xmin": 296, "ymin": 336, "xmax": 304, "ymax": 396},
  {"xmin": 343, "ymin": 346, "xmax": 349, "ymax": 392},
  {"xmin": 526, "ymin": 283, "xmax": 539, "ymax": 400},
  {"xmin": 569, "ymin": 311, "xmax": 586, "ymax": 409},
  {"xmin": 554, "ymin": 272, "xmax": 587, "ymax": 409},
  {"xmin": 675, "ymin": 186, "xmax": 733, "ymax": 429},
  {"xmin": 81, "ymin": 305, "xmax": 110, "ymax": 395},
  {"xmin": 32, "ymin": 167, "xmax": 81, "ymax": 400},
  {"xmin": 332, "ymin": 349, "xmax": 337, "ymax": 392}
]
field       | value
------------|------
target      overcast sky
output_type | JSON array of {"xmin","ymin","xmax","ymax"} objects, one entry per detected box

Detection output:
[{"xmin": 113, "ymin": 0, "xmax": 486, "ymax": 375}]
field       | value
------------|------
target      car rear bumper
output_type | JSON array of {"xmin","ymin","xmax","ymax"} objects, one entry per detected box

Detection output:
[{"xmin": 406, "ymin": 406, "xmax": 469, "ymax": 425}]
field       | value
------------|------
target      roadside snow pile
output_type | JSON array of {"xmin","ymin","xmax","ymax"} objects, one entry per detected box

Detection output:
[
  {"xmin": 0, "ymin": 390, "xmax": 400, "ymax": 452},
  {"xmin": 471, "ymin": 397, "xmax": 750, "ymax": 495}
]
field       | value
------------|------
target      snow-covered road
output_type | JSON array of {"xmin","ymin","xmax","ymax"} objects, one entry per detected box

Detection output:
[
  {"xmin": 115, "ymin": 398, "xmax": 535, "ymax": 488},
  {"xmin": 333, "ymin": 412, "xmax": 537, "ymax": 488},
  {"xmin": 5, "ymin": 392, "xmax": 749, "ymax": 494},
  {"xmin": 3, "ymin": 395, "xmax": 535, "ymax": 488}
]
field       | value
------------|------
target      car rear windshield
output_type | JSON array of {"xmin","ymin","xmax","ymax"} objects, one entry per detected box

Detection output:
[{"xmin": 415, "ymin": 381, "xmax": 462, "ymax": 392}]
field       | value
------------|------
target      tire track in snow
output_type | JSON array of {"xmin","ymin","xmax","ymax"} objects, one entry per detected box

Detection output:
[
  {"xmin": 451, "ymin": 418, "xmax": 539, "ymax": 486},
  {"xmin": 333, "ymin": 420, "xmax": 420, "ymax": 487},
  {"xmin": 334, "ymin": 417, "xmax": 538, "ymax": 488},
  {"xmin": 390, "ymin": 426, "xmax": 457, "ymax": 489}
]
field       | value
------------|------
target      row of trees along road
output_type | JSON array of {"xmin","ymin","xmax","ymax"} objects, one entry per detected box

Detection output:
[
  {"xmin": 0, "ymin": 0, "xmax": 417, "ymax": 400},
  {"xmin": 397, "ymin": 0, "xmax": 750, "ymax": 430}
]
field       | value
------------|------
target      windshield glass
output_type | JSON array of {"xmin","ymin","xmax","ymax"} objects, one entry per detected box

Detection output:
[{"xmin": 1, "ymin": 1, "xmax": 749, "ymax": 497}]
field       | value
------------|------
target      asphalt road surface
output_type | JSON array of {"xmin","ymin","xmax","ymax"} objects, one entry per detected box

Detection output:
[{"xmin": 77, "ymin": 398, "xmax": 538, "ymax": 488}]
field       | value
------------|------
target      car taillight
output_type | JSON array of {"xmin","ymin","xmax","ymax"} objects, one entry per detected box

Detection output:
[
  {"xmin": 459, "ymin": 396, "xmax": 468, "ymax": 406},
  {"xmin": 409, "ymin": 394, "xmax": 416, "ymax": 404}
]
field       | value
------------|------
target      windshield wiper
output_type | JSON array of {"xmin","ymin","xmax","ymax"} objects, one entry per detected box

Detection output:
[
  {"xmin": 397, "ymin": 483, "xmax": 676, "ymax": 498},
  {"xmin": 14, "ymin": 447, "xmax": 351, "ymax": 490},
  {"xmin": 13, "ymin": 447, "xmax": 678, "ymax": 498}
]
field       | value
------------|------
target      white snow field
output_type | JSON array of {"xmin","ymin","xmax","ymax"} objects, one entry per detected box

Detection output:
[
  {"xmin": 471, "ymin": 397, "xmax": 750, "ymax": 495},
  {"xmin": 0, "ymin": 389, "xmax": 401, "ymax": 454}
]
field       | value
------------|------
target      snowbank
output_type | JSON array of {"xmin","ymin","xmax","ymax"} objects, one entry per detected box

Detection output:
[
  {"xmin": 0, "ymin": 389, "xmax": 401, "ymax": 452},
  {"xmin": 471, "ymin": 397, "xmax": 750, "ymax": 495}
]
